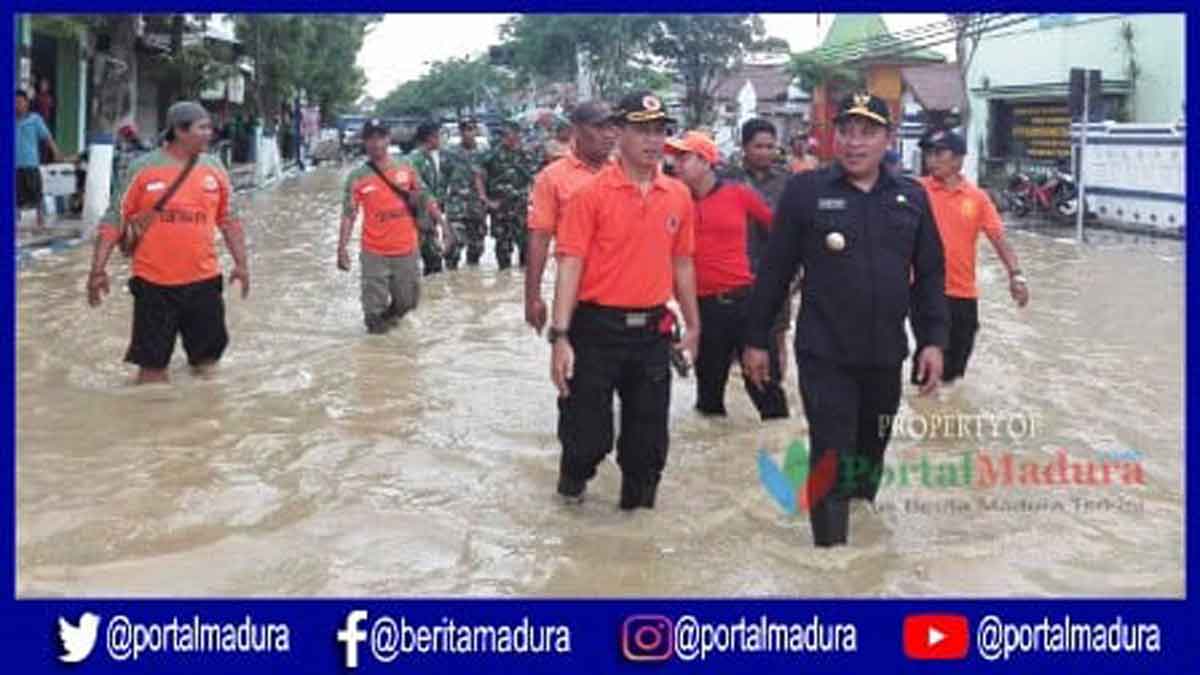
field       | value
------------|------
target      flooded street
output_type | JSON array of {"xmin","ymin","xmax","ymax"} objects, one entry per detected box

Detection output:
[{"xmin": 17, "ymin": 167, "xmax": 1183, "ymax": 598}]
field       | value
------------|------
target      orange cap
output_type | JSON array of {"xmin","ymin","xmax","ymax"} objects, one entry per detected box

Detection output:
[{"xmin": 664, "ymin": 131, "xmax": 719, "ymax": 165}]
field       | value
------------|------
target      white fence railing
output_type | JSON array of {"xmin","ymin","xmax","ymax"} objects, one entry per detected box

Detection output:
[{"xmin": 1071, "ymin": 121, "xmax": 1186, "ymax": 234}]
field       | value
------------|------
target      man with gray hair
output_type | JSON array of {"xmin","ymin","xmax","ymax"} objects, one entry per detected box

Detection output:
[
  {"xmin": 86, "ymin": 101, "xmax": 250, "ymax": 384},
  {"xmin": 524, "ymin": 100, "xmax": 618, "ymax": 331}
]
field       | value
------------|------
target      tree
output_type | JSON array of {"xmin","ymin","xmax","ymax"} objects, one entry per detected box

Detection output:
[
  {"xmin": 497, "ymin": 15, "xmax": 663, "ymax": 100},
  {"xmin": 233, "ymin": 15, "xmax": 305, "ymax": 119},
  {"xmin": 34, "ymin": 14, "xmax": 139, "ymax": 136},
  {"xmin": 377, "ymin": 79, "xmax": 435, "ymax": 117},
  {"xmin": 949, "ymin": 14, "xmax": 997, "ymax": 144},
  {"xmin": 377, "ymin": 55, "xmax": 513, "ymax": 119},
  {"xmin": 788, "ymin": 53, "xmax": 865, "ymax": 95},
  {"xmin": 294, "ymin": 15, "xmax": 381, "ymax": 118},
  {"xmin": 646, "ymin": 15, "xmax": 769, "ymax": 127},
  {"xmin": 142, "ymin": 14, "xmax": 235, "ymax": 122},
  {"xmin": 232, "ymin": 15, "xmax": 380, "ymax": 120}
]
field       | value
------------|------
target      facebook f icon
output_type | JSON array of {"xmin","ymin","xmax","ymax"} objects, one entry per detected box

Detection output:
[{"xmin": 337, "ymin": 610, "xmax": 369, "ymax": 668}]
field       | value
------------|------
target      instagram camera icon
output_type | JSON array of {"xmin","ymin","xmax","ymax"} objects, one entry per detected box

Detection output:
[{"xmin": 622, "ymin": 615, "xmax": 674, "ymax": 662}]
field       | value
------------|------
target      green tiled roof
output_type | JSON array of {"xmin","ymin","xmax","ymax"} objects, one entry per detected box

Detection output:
[{"xmin": 801, "ymin": 14, "xmax": 946, "ymax": 65}]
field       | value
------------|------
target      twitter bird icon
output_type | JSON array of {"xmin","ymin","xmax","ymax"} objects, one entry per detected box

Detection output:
[{"xmin": 58, "ymin": 613, "xmax": 100, "ymax": 663}]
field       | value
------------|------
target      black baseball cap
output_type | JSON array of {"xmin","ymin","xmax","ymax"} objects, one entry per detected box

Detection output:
[
  {"xmin": 362, "ymin": 118, "xmax": 390, "ymax": 139},
  {"xmin": 458, "ymin": 116, "xmax": 478, "ymax": 130},
  {"xmin": 834, "ymin": 92, "xmax": 892, "ymax": 127},
  {"xmin": 570, "ymin": 100, "xmax": 613, "ymax": 126},
  {"xmin": 611, "ymin": 90, "xmax": 677, "ymax": 125},
  {"xmin": 925, "ymin": 129, "xmax": 967, "ymax": 155}
]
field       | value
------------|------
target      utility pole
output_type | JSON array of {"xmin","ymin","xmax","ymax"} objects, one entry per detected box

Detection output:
[{"xmin": 1076, "ymin": 74, "xmax": 1088, "ymax": 243}]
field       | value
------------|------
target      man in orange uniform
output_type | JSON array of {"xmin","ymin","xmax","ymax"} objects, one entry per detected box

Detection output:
[
  {"xmin": 664, "ymin": 131, "xmax": 787, "ymax": 420},
  {"xmin": 524, "ymin": 101, "xmax": 618, "ymax": 333},
  {"xmin": 548, "ymin": 91, "xmax": 700, "ymax": 510},
  {"xmin": 338, "ymin": 118, "xmax": 450, "ymax": 334},
  {"xmin": 914, "ymin": 130, "xmax": 1029, "ymax": 384},
  {"xmin": 86, "ymin": 101, "xmax": 249, "ymax": 384}
]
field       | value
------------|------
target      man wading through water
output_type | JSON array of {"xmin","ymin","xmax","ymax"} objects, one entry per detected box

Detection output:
[
  {"xmin": 913, "ymin": 130, "xmax": 1029, "ymax": 385},
  {"xmin": 524, "ymin": 101, "xmax": 618, "ymax": 333},
  {"xmin": 664, "ymin": 130, "xmax": 788, "ymax": 420},
  {"xmin": 338, "ymin": 119, "xmax": 453, "ymax": 334},
  {"xmin": 86, "ymin": 101, "xmax": 249, "ymax": 384},
  {"xmin": 744, "ymin": 93, "xmax": 949, "ymax": 546},
  {"xmin": 722, "ymin": 118, "xmax": 797, "ymax": 381},
  {"xmin": 549, "ymin": 91, "xmax": 700, "ymax": 510}
]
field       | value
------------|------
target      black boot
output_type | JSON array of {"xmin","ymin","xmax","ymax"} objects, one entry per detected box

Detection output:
[
  {"xmin": 381, "ymin": 303, "xmax": 404, "ymax": 327},
  {"xmin": 619, "ymin": 474, "xmax": 659, "ymax": 511},
  {"xmin": 557, "ymin": 475, "xmax": 587, "ymax": 505},
  {"xmin": 364, "ymin": 314, "xmax": 390, "ymax": 335},
  {"xmin": 809, "ymin": 495, "xmax": 850, "ymax": 547},
  {"xmin": 423, "ymin": 255, "xmax": 443, "ymax": 276},
  {"xmin": 466, "ymin": 251, "xmax": 481, "ymax": 266},
  {"xmin": 496, "ymin": 251, "xmax": 511, "ymax": 270}
]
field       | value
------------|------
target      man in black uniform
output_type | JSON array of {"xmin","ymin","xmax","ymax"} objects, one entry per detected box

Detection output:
[{"xmin": 744, "ymin": 93, "xmax": 949, "ymax": 547}]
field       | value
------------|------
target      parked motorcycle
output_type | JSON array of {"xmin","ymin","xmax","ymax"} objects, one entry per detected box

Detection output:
[{"xmin": 1004, "ymin": 167, "xmax": 1078, "ymax": 221}]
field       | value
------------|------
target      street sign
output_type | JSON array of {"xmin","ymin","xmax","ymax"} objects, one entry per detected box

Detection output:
[
  {"xmin": 1069, "ymin": 68, "xmax": 1102, "ymax": 242},
  {"xmin": 1069, "ymin": 68, "xmax": 1104, "ymax": 123}
]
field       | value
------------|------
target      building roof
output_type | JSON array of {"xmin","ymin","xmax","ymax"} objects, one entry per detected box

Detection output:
[
  {"xmin": 801, "ymin": 14, "xmax": 946, "ymax": 66},
  {"xmin": 715, "ymin": 63, "xmax": 805, "ymax": 102},
  {"xmin": 901, "ymin": 63, "xmax": 965, "ymax": 111}
]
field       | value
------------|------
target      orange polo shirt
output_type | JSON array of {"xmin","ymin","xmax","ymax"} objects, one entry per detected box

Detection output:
[
  {"xmin": 342, "ymin": 161, "xmax": 424, "ymax": 256},
  {"xmin": 556, "ymin": 162, "xmax": 696, "ymax": 308},
  {"xmin": 920, "ymin": 175, "xmax": 1005, "ymax": 299},
  {"xmin": 790, "ymin": 156, "xmax": 819, "ymax": 174},
  {"xmin": 98, "ymin": 150, "xmax": 238, "ymax": 287},
  {"xmin": 527, "ymin": 152, "xmax": 608, "ymax": 236}
]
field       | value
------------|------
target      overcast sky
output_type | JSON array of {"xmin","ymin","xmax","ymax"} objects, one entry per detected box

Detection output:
[{"xmin": 357, "ymin": 13, "xmax": 951, "ymax": 100}]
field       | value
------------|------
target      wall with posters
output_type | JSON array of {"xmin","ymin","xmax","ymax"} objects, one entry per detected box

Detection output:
[{"xmin": 965, "ymin": 13, "xmax": 1185, "ymax": 180}]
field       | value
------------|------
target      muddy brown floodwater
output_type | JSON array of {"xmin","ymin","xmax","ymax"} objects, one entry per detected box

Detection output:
[{"xmin": 17, "ymin": 167, "xmax": 1183, "ymax": 597}]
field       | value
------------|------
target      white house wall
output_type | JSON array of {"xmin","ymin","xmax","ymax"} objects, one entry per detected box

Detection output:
[{"xmin": 966, "ymin": 14, "xmax": 1185, "ymax": 180}]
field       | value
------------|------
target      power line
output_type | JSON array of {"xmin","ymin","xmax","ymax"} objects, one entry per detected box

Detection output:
[
  {"xmin": 866, "ymin": 14, "xmax": 1038, "ymax": 62},
  {"xmin": 800, "ymin": 14, "xmax": 1036, "ymax": 66}
]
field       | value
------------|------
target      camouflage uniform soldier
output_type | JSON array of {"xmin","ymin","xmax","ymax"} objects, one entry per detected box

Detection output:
[
  {"xmin": 406, "ymin": 121, "xmax": 449, "ymax": 275},
  {"xmin": 442, "ymin": 118, "xmax": 490, "ymax": 267},
  {"xmin": 721, "ymin": 118, "xmax": 796, "ymax": 379},
  {"xmin": 482, "ymin": 120, "xmax": 536, "ymax": 269}
]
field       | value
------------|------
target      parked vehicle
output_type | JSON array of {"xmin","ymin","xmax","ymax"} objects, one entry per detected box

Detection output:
[{"xmin": 1004, "ymin": 166, "xmax": 1078, "ymax": 221}]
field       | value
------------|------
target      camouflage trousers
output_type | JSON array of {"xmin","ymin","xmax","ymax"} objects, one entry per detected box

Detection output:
[
  {"xmin": 440, "ymin": 219, "xmax": 469, "ymax": 268},
  {"xmin": 418, "ymin": 213, "xmax": 443, "ymax": 275},
  {"xmin": 490, "ymin": 214, "xmax": 526, "ymax": 269},
  {"xmin": 450, "ymin": 217, "xmax": 487, "ymax": 265}
]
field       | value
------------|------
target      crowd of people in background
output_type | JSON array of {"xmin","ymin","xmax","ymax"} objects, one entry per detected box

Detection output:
[{"xmin": 30, "ymin": 83, "xmax": 1030, "ymax": 548}]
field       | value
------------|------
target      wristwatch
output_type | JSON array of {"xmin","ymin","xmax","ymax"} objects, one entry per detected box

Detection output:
[
  {"xmin": 547, "ymin": 327, "xmax": 569, "ymax": 344},
  {"xmin": 1010, "ymin": 270, "xmax": 1027, "ymax": 285}
]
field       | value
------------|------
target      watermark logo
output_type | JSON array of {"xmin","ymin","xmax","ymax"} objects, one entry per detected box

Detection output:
[
  {"xmin": 883, "ymin": 410, "xmax": 1042, "ymax": 441},
  {"xmin": 757, "ymin": 440, "xmax": 1146, "ymax": 516},
  {"xmin": 621, "ymin": 615, "xmax": 674, "ymax": 662},
  {"xmin": 58, "ymin": 612, "xmax": 100, "ymax": 663},
  {"xmin": 337, "ymin": 610, "xmax": 369, "ymax": 668},
  {"xmin": 756, "ymin": 440, "xmax": 837, "ymax": 514}
]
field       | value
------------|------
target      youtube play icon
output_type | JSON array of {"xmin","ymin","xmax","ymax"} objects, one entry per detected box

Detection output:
[{"xmin": 903, "ymin": 614, "xmax": 969, "ymax": 660}]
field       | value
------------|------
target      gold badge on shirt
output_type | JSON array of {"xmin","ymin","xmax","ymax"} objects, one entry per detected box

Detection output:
[{"xmin": 825, "ymin": 231, "xmax": 846, "ymax": 252}]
